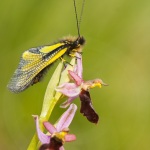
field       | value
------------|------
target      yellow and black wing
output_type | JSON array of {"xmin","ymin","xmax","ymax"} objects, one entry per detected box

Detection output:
[{"xmin": 7, "ymin": 42, "xmax": 68, "ymax": 93}]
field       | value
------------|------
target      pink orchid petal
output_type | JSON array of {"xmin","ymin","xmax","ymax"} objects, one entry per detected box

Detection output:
[
  {"xmin": 59, "ymin": 146, "xmax": 65, "ymax": 150},
  {"xmin": 68, "ymin": 70, "xmax": 83, "ymax": 86},
  {"xmin": 56, "ymin": 83, "xmax": 80, "ymax": 97},
  {"xmin": 56, "ymin": 104, "xmax": 77, "ymax": 132},
  {"xmin": 60, "ymin": 96, "xmax": 77, "ymax": 108},
  {"xmin": 76, "ymin": 53, "xmax": 83, "ymax": 78},
  {"xmin": 60, "ymin": 100, "xmax": 71, "ymax": 108},
  {"xmin": 65, "ymin": 134, "xmax": 76, "ymax": 142},
  {"xmin": 43, "ymin": 121, "xmax": 57, "ymax": 134},
  {"xmin": 32, "ymin": 115, "xmax": 50, "ymax": 144}
]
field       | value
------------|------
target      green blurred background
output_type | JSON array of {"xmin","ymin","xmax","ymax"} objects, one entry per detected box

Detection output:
[{"xmin": 1, "ymin": 0, "xmax": 150, "ymax": 149}]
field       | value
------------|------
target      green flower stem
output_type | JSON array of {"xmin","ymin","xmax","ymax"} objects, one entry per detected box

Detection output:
[
  {"xmin": 27, "ymin": 58, "xmax": 75, "ymax": 150},
  {"xmin": 27, "ymin": 62, "xmax": 63, "ymax": 150}
]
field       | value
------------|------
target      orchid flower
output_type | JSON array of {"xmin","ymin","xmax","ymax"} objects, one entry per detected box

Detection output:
[
  {"xmin": 33, "ymin": 104, "xmax": 77, "ymax": 150},
  {"xmin": 56, "ymin": 53, "xmax": 107, "ymax": 124}
]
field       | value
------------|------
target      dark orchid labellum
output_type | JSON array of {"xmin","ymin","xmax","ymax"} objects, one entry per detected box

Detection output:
[
  {"xmin": 79, "ymin": 90, "xmax": 99, "ymax": 124},
  {"xmin": 39, "ymin": 137, "xmax": 63, "ymax": 150}
]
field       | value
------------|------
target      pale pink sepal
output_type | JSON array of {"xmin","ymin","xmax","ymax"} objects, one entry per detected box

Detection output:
[
  {"xmin": 56, "ymin": 83, "xmax": 80, "ymax": 97},
  {"xmin": 32, "ymin": 115, "xmax": 50, "ymax": 144},
  {"xmin": 76, "ymin": 53, "xmax": 83, "ymax": 78}
]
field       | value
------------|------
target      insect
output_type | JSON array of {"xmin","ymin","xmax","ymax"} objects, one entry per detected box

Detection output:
[{"xmin": 7, "ymin": 0, "xmax": 85, "ymax": 93}]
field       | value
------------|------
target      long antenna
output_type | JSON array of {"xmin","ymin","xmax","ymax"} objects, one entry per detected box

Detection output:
[
  {"xmin": 73, "ymin": 0, "xmax": 85, "ymax": 37},
  {"xmin": 79, "ymin": 0, "xmax": 85, "ymax": 30},
  {"xmin": 73, "ymin": 0, "xmax": 80, "ymax": 37}
]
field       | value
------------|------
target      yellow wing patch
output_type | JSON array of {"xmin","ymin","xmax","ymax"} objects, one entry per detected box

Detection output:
[{"xmin": 40, "ymin": 43, "xmax": 64, "ymax": 53}]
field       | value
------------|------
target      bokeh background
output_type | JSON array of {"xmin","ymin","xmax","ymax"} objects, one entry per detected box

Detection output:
[{"xmin": 1, "ymin": 0, "xmax": 150, "ymax": 149}]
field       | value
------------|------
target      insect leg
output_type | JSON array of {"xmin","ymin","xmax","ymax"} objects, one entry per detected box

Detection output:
[{"xmin": 60, "ymin": 57, "xmax": 73, "ymax": 67}]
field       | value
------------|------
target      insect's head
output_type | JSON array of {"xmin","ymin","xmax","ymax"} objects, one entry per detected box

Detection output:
[
  {"xmin": 68, "ymin": 36, "xmax": 85, "ymax": 53},
  {"xmin": 72, "ymin": 36, "xmax": 85, "ymax": 49},
  {"xmin": 75, "ymin": 36, "xmax": 85, "ymax": 46}
]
